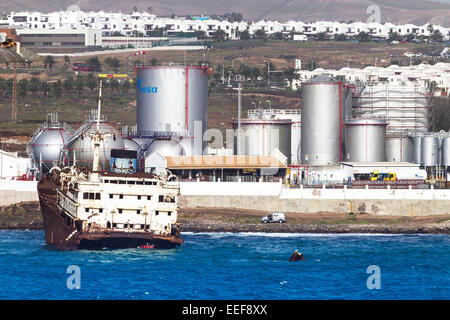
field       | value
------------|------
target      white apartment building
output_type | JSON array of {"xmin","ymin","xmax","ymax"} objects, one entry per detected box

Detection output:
[
  {"xmin": 292, "ymin": 62, "xmax": 450, "ymax": 96},
  {"xmin": 3, "ymin": 8, "xmax": 450, "ymax": 41}
]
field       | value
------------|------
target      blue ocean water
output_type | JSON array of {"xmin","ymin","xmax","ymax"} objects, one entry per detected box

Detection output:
[{"xmin": 0, "ymin": 230, "xmax": 448, "ymax": 300}]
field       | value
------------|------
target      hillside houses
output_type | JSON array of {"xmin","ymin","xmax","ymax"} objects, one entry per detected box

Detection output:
[
  {"xmin": 291, "ymin": 62, "xmax": 450, "ymax": 96},
  {"xmin": 1, "ymin": 9, "xmax": 449, "ymax": 41}
]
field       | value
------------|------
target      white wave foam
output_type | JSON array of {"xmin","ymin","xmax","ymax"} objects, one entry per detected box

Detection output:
[{"xmin": 181, "ymin": 232, "xmax": 408, "ymax": 238}]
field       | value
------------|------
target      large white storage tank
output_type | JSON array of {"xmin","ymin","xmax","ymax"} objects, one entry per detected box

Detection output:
[
  {"xmin": 231, "ymin": 118, "xmax": 291, "ymax": 163},
  {"xmin": 135, "ymin": 66, "xmax": 210, "ymax": 155},
  {"xmin": 421, "ymin": 134, "xmax": 439, "ymax": 167},
  {"xmin": 344, "ymin": 118, "xmax": 387, "ymax": 162},
  {"xmin": 28, "ymin": 112, "xmax": 73, "ymax": 173},
  {"xmin": 441, "ymin": 133, "xmax": 450, "ymax": 167},
  {"xmin": 386, "ymin": 134, "xmax": 414, "ymax": 162},
  {"xmin": 301, "ymin": 75, "xmax": 348, "ymax": 165},
  {"xmin": 411, "ymin": 132, "xmax": 423, "ymax": 165},
  {"xmin": 247, "ymin": 108, "xmax": 301, "ymax": 164}
]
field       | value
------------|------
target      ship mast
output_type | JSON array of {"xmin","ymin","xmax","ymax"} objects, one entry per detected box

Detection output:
[
  {"xmin": 86, "ymin": 79, "xmax": 112, "ymax": 180},
  {"xmin": 91, "ymin": 79, "xmax": 103, "ymax": 172}
]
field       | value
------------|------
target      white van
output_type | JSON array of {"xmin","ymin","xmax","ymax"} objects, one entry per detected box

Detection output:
[{"xmin": 261, "ymin": 212, "xmax": 286, "ymax": 223}]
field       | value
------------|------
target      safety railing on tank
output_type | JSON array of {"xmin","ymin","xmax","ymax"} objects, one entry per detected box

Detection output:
[{"xmin": 125, "ymin": 130, "xmax": 190, "ymax": 139}]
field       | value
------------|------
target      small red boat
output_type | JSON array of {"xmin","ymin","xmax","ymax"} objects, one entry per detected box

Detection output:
[{"xmin": 139, "ymin": 245, "xmax": 155, "ymax": 249}]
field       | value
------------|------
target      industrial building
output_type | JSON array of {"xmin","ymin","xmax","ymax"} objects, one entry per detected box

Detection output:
[
  {"xmin": 0, "ymin": 149, "xmax": 30, "ymax": 179},
  {"xmin": 145, "ymin": 154, "xmax": 287, "ymax": 182},
  {"xmin": 15, "ymin": 28, "xmax": 102, "ymax": 48}
]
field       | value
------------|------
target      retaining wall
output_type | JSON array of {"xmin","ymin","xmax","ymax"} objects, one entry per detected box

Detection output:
[
  {"xmin": 179, "ymin": 182, "xmax": 450, "ymax": 216},
  {"xmin": 0, "ymin": 180, "xmax": 39, "ymax": 206}
]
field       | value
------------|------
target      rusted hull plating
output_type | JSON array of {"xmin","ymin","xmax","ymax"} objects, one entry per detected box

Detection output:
[{"xmin": 38, "ymin": 181, "xmax": 183, "ymax": 251}]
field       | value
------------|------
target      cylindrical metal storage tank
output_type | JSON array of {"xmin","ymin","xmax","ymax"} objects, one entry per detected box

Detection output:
[
  {"xmin": 301, "ymin": 75, "xmax": 346, "ymax": 165},
  {"xmin": 29, "ymin": 121, "xmax": 73, "ymax": 172},
  {"xmin": 441, "ymin": 134, "xmax": 450, "ymax": 166},
  {"xmin": 344, "ymin": 118, "xmax": 387, "ymax": 162},
  {"xmin": 291, "ymin": 119, "xmax": 301, "ymax": 164},
  {"xmin": 247, "ymin": 108, "xmax": 301, "ymax": 164},
  {"xmin": 436, "ymin": 131, "xmax": 446, "ymax": 166},
  {"xmin": 411, "ymin": 133, "xmax": 423, "ymax": 165},
  {"xmin": 421, "ymin": 134, "xmax": 439, "ymax": 167},
  {"xmin": 136, "ymin": 66, "xmax": 209, "ymax": 143},
  {"xmin": 386, "ymin": 135, "xmax": 413, "ymax": 162},
  {"xmin": 231, "ymin": 118, "xmax": 291, "ymax": 163},
  {"xmin": 65, "ymin": 121, "xmax": 124, "ymax": 170}
]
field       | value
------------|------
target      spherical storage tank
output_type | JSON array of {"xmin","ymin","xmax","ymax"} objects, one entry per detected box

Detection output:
[
  {"xmin": 123, "ymin": 138, "xmax": 140, "ymax": 152},
  {"xmin": 386, "ymin": 135, "xmax": 413, "ymax": 162},
  {"xmin": 29, "ymin": 115, "xmax": 73, "ymax": 172},
  {"xmin": 344, "ymin": 118, "xmax": 387, "ymax": 162},
  {"xmin": 144, "ymin": 139, "xmax": 185, "ymax": 157},
  {"xmin": 64, "ymin": 119, "xmax": 124, "ymax": 170},
  {"xmin": 301, "ymin": 75, "xmax": 349, "ymax": 165},
  {"xmin": 136, "ymin": 66, "xmax": 209, "ymax": 147},
  {"xmin": 421, "ymin": 134, "xmax": 439, "ymax": 167},
  {"xmin": 231, "ymin": 118, "xmax": 291, "ymax": 163}
]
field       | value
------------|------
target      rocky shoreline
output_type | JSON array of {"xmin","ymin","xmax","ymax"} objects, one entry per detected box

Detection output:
[
  {"xmin": 0, "ymin": 202, "xmax": 43, "ymax": 230},
  {"xmin": 179, "ymin": 220, "xmax": 450, "ymax": 234},
  {"xmin": 0, "ymin": 202, "xmax": 449, "ymax": 234}
]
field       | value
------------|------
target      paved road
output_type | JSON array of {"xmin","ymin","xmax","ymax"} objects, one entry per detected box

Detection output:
[{"xmin": 36, "ymin": 45, "xmax": 206, "ymax": 57}]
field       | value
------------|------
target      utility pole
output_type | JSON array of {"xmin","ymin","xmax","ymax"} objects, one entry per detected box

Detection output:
[
  {"xmin": 237, "ymin": 82, "xmax": 242, "ymax": 152},
  {"xmin": 11, "ymin": 62, "xmax": 17, "ymax": 120},
  {"xmin": 233, "ymin": 82, "xmax": 243, "ymax": 155},
  {"xmin": 222, "ymin": 64, "xmax": 225, "ymax": 84}
]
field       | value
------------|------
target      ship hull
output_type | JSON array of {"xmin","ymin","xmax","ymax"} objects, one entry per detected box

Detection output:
[{"xmin": 38, "ymin": 180, "xmax": 183, "ymax": 251}]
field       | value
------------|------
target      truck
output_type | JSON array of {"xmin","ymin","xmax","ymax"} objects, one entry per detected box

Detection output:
[
  {"xmin": 369, "ymin": 168, "xmax": 427, "ymax": 181},
  {"xmin": 0, "ymin": 32, "xmax": 16, "ymax": 48},
  {"xmin": 370, "ymin": 171, "xmax": 397, "ymax": 181},
  {"xmin": 261, "ymin": 212, "xmax": 286, "ymax": 224}
]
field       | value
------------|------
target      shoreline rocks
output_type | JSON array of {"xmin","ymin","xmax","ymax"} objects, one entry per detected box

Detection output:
[
  {"xmin": 0, "ymin": 202, "xmax": 449, "ymax": 234},
  {"xmin": 179, "ymin": 220, "xmax": 450, "ymax": 234}
]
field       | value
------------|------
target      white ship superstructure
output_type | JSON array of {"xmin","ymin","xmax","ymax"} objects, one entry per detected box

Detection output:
[{"xmin": 55, "ymin": 170, "xmax": 179, "ymax": 236}]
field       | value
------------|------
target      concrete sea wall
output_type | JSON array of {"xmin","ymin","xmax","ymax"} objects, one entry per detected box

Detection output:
[
  {"xmin": 1, "ymin": 180, "xmax": 449, "ymax": 216},
  {"xmin": 179, "ymin": 181, "xmax": 450, "ymax": 216},
  {"xmin": 0, "ymin": 180, "xmax": 38, "ymax": 206}
]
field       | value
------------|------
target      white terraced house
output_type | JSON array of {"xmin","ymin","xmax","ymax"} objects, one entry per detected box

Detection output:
[
  {"xmin": 291, "ymin": 62, "xmax": 450, "ymax": 96},
  {"xmin": 2, "ymin": 8, "xmax": 449, "ymax": 41}
]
